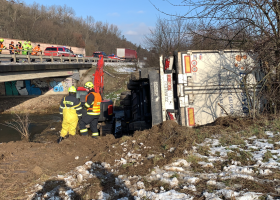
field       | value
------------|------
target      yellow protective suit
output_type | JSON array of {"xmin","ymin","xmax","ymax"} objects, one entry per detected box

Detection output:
[{"xmin": 61, "ymin": 97, "xmax": 79, "ymax": 137}]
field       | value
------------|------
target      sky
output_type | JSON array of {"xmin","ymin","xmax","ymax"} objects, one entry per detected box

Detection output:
[{"xmin": 21, "ymin": 0, "xmax": 188, "ymax": 46}]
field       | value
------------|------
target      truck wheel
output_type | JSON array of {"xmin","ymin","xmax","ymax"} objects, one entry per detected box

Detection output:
[
  {"xmin": 129, "ymin": 121, "xmax": 147, "ymax": 131},
  {"xmin": 120, "ymin": 99, "xmax": 131, "ymax": 106}
]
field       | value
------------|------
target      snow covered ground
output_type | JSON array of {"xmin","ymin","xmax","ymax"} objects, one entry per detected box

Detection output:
[
  {"xmin": 103, "ymin": 62, "xmax": 145, "ymax": 73},
  {"xmin": 27, "ymin": 129, "xmax": 280, "ymax": 199}
]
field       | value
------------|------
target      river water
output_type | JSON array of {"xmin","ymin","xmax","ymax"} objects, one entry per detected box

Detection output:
[{"xmin": 0, "ymin": 114, "xmax": 61, "ymax": 143}]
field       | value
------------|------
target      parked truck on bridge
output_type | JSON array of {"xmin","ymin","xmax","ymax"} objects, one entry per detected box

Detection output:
[
  {"xmin": 119, "ymin": 50, "xmax": 264, "ymax": 133},
  {"xmin": 116, "ymin": 48, "xmax": 137, "ymax": 62}
]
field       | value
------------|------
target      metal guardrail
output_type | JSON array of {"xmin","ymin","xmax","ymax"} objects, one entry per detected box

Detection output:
[{"xmin": 0, "ymin": 49, "xmax": 120, "ymax": 63}]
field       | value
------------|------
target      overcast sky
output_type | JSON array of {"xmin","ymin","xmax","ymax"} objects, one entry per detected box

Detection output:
[{"xmin": 22, "ymin": 0, "xmax": 187, "ymax": 46}]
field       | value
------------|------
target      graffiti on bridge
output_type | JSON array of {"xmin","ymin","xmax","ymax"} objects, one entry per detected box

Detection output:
[{"xmin": 1, "ymin": 78, "xmax": 73, "ymax": 96}]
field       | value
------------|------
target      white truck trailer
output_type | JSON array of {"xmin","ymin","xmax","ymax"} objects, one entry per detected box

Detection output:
[{"xmin": 119, "ymin": 50, "xmax": 263, "ymax": 131}]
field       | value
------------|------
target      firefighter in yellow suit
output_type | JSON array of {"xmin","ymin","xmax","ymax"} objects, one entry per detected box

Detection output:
[{"xmin": 57, "ymin": 86, "xmax": 82, "ymax": 144}]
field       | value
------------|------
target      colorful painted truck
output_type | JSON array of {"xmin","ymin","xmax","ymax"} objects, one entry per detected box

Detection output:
[
  {"xmin": 120, "ymin": 50, "xmax": 264, "ymax": 132},
  {"xmin": 116, "ymin": 48, "xmax": 137, "ymax": 61}
]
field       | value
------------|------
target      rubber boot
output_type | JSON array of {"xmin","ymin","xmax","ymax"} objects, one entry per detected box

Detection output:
[
  {"xmin": 92, "ymin": 136, "xmax": 98, "ymax": 139},
  {"xmin": 57, "ymin": 137, "xmax": 64, "ymax": 144}
]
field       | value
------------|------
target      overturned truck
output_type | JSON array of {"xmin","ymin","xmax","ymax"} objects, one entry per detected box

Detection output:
[{"xmin": 120, "ymin": 50, "xmax": 264, "ymax": 132}]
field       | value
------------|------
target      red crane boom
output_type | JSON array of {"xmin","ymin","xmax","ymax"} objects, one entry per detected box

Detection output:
[{"xmin": 93, "ymin": 55, "xmax": 104, "ymax": 96}]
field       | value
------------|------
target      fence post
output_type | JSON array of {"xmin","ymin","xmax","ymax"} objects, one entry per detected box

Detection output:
[
  {"xmin": 13, "ymin": 54, "xmax": 16, "ymax": 63},
  {"xmin": 27, "ymin": 52, "xmax": 30, "ymax": 63},
  {"xmin": 69, "ymin": 57, "xmax": 71, "ymax": 63},
  {"xmin": 51, "ymin": 53, "xmax": 54, "ymax": 62},
  {"xmin": 40, "ymin": 52, "xmax": 43, "ymax": 63}
]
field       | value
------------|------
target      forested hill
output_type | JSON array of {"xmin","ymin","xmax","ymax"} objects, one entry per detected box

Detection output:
[{"xmin": 0, "ymin": 0, "xmax": 148, "ymax": 56}]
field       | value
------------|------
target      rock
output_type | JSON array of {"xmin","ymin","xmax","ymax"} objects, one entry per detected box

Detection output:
[
  {"xmin": 185, "ymin": 177, "xmax": 200, "ymax": 184},
  {"xmin": 170, "ymin": 177, "xmax": 179, "ymax": 187},
  {"xmin": 164, "ymin": 166, "xmax": 184, "ymax": 172},
  {"xmin": 136, "ymin": 181, "xmax": 145, "ymax": 189},
  {"xmin": 75, "ymin": 156, "xmax": 79, "ymax": 160},
  {"xmin": 97, "ymin": 191, "xmax": 111, "ymax": 200},
  {"xmin": 183, "ymin": 184, "xmax": 196, "ymax": 191},
  {"xmin": 171, "ymin": 159, "xmax": 191, "ymax": 167},
  {"xmin": 169, "ymin": 147, "xmax": 175, "ymax": 152},
  {"xmin": 84, "ymin": 161, "xmax": 93, "ymax": 168},
  {"xmin": 77, "ymin": 174, "xmax": 83, "ymax": 183},
  {"xmin": 207, "ymin": 180, "xmax": 217, "ymax": 185},
  {"xmin": 101, "ymin": 162, "xmax": 110, "ymax": 169},
  {"xmin": 124, "ymin": 180, "xmax": 131, "ymax": 187}
]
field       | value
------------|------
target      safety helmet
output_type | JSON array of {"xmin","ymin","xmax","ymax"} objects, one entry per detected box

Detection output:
[
  {"xmin": 28, "ymin": 41, "xmax": 31, "ymax": 44},
  {"xmin": 18, "ymin": 41, "xmax": 22, "ymax": 44},
  {"xmin": 68, "ymin": 86, "xmax": 77, "ymax": 93},
  {"xmin": 84, "ymin": 82, "xmax": 94, "ymax": 89},
  {"xmin": 0, "ymin": 38, "xmax": 3, "ymax": 42}
]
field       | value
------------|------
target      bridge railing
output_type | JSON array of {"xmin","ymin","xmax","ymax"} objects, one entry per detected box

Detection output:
[{"xmin": 0, "ymin": 48, "xmax": 120, "ymax": 63}]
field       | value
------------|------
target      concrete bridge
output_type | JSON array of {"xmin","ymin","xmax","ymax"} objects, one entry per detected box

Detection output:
[
  {"xmin": 0, "ymin": 61, "xmax": 96, "ymax": 96},
  {"xmin": 0, "ymin": 62, "xmax": 92, "ymax": 83}
]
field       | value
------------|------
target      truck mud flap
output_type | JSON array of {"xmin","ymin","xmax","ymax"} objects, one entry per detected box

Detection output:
[{"xmin": 149, "ymin": 70, "xmax": 162, "ymax": 126}]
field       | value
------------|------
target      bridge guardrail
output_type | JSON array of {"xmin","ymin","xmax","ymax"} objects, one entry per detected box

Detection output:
[{"xmin": 0, "ymin": 48, "xmax": 120, "ymax": 63}]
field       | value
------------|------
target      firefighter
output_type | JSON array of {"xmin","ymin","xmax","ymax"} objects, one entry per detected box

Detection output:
[
  {"xmin": 57, "ymin": 86, "xmax": 83, "ymax": 144},
  {"xmin": 0, "ymin": 38, "xmax": 6, "ymax": 54},
  {"xmin": 22, "ymin": 41, "xmax": 28, "ymax": 55},
  {"xmin": 79, "ymin": 82, "xmax": 102, "ymax": 138},
  {"xmin": 31, "ymin": 44, "xmax": 41, "ymax": 62},
  {"xmin": 17, "ymin": 41, "xmax": 22, "ymax": 54},
  {"xmin": 9, "ymin": 41, "xmax": 15, "ymax": 62},
  {"xmin": 27, "ymin": 41, "xmax": 33, "ymax": 55}
]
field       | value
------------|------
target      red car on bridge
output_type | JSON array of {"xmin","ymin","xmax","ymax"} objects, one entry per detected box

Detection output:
[{"xmin": 44, "ymin": 46, "xmax": 76, "ymax": 57}]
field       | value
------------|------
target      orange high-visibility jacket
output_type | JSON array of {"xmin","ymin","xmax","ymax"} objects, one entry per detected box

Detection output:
[
  {"xmin": 85, "ymin": 92, "xmax": 102, "ymax": 115},
  {"xmin": 0, "ymin": 44, "xmax": 5, "ymax": 53},
  {"xmin": 31, "ymin": 46, "xmax": 41, "ymax": 56}
]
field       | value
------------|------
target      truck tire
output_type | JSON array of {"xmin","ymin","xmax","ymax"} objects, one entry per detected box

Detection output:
[
  {"xmin": 129, "ymin": 121, "xmax": 147, "ymax": 131},
  {"xmin": 120, "ymin": 99, "xmax": 131, "ymax": 106}
]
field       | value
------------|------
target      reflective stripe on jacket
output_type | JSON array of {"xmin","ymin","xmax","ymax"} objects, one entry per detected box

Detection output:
[
  {"xmin": 59, "ymin": 94, "xmax": 82, "ymax": 117},
  {"xmin": 85, "ymin": 92, "xmax": 101, "ymax": 115}
]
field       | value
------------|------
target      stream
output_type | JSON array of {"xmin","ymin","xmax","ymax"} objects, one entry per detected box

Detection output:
[{"xmin": 0, "ymin": 114, "xmax": 61, "ymax": 143}]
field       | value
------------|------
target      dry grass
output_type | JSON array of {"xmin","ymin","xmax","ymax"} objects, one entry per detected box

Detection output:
[
  {"xmin": 227, "ymin": 149, "xmax": 254, "ymax": 165},
  {"xmin": 0, "ymin": 113, "xmax": 30, "ymax": 141}
]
